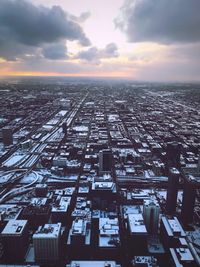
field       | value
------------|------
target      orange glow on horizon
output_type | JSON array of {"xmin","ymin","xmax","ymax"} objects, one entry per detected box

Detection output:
[{"xmin": 0, "ymin": 70, "xmax": 133, "ymax": 78}]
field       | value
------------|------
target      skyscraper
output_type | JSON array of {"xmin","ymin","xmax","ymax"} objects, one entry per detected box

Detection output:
[
  {"xmin": 181, "ymin": 175, "xmax": 200, "ymax": 225},
  {"xmin": 143, "ymin": 198, "xmax": 160, "ymax": 234},
  {"xmin": 166, "ymin": 168, "xmax": 180, "ymax": 215},
  {"xmin": 99, "ymin": 149, "xmax": 113, "ymax": 174},
  {"xmin": 166, "ymin": 142, "xmax": 181, "ymax": 170}
]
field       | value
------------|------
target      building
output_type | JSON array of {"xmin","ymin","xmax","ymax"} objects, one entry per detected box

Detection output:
[
  {"xmin": 166, "ymin": 168, "xmax": 180, "ymax": 215},
  {"xmin": 35, "ymin": 184, "xmax": 48, "ymax": 197},
  {"xmin": 98, "ymin": 217, "xmax": 120, "ymax": 259},
  {"xmin": 131, "ymin": 256, "xmax": 158, "ymax": 267},
  {"xmin": 69, "ymin": 219, "xmax": 90, "ymax": 245},
  {"xmin": 0, "ymin": 219, "xmax": 29, "ymax": 261},
  {"xmin": 62, "ymin": 122, "xmax": 68, "ymax": 135},
  {"xmin": 66, "ymin": 261, "xmax": 121, "ymax": 267},
  {"xmin": 127, "ymin": 213, "xmax": 148, "ymax": 254},
  {"xmin": 160, "ymin": 216, "xmax": 186, "ymax": 249},
  {"xmin": 67, "ymin": 217, "xmax": 91, "ymax": 259},
  {"xmin": 143, "ymin": 199, "xmax": 160, "ymax": 234},
  {"xmin": 91, "ymin": 176, "xmax": 117, "ymax": 210},
  {"xmin": 33, "ymin": 223, "xmax": 61, "ymax": 262},
  {"xmin": 2, "ymin": 127, "xmax": 13, "ymax": 146},
  {"xmin": 21, "ymin": 204, "xmax": 50, "ymax": 229},
  {"xmin": 170, "ymin": 246, "xmax": 195, "ymax": 267},
  {"xmin": 99, "ymin": 149, "xmax": 113, "ymax": 174},
  {"xmin": 181, "ymin": 175, "xmax": 200, "ymax": 225},
  {"xmin": 166, "ymin": 142, "xmax": 181, "ymax": 170},
  {"xmin": 51, "ymin": 196, "xmax": 71, "ymax": 224}
]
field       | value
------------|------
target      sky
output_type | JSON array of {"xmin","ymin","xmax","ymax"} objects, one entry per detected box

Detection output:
[{"xmin": 0, "ymin": 0, "xmax": 200, "ymax": 81}]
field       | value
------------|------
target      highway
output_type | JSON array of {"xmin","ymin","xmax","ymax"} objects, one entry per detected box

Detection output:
[{"xmin": 0, "ymin": 91, "xmax": 89, "ymax": 203}]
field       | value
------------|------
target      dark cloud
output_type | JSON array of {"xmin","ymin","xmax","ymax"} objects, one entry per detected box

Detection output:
[
  {"xmin": 0, "ymin": 0, "xmax": 90, "ymax": 60},
  {"xmin": 115, "ymin": 0, "xmax": 200, "ymax": 44},
  {"xmin": 76, "ymin": 43, "xmax": 119, "ymax": 63},
  {"xmin": 42, "ymin": 42, "xmax": 67, "ymax": 60}
]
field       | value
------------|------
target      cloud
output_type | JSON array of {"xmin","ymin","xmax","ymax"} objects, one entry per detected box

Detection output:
[
  {"xmin": 69, "ymin": 11, "xmax": 91, "ymax": 23},
  {"xmin": 76, "ymin": 43, "xmax": 119, "ymax": 63},
  {"xmin": 0, "ymin": 0, "xmax": 90, "ymax": 60},
  {"xmin": 115, "ymin": 0, "xmax": 200, "ymax": 44},
  {"xmin": 42, "ymin": 42, "xmax": 67, "ymax": 60}
]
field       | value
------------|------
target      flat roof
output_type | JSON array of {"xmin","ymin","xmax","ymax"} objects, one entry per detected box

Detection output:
[
  {"xmin": 132, "ymin": 256, "xmax": 157, "ymax": 267},
  {"xmin": 52, "ymin": 197, "xmax": 71, "ymax": 212},
  {"xmin": 128, "ymin": 214, "xmax": 147, "ymax": 234},
  {"xmin": 33, "ymin": 223, "xmax": 61, "ymax": 239},
  {"xmin": 67, "ymin": 261, "xmax": 120, "ymax": 267},
  {"xmin": 161, "ymin": 216, "xmax": 186, "ymax": 237},
  {"xmin": 1, "ymin": 219, "xmax": 27, "ymax": 235},
  {"xmin": 170, "ymin": 248, "xmax": 194, "ymax": 266}
]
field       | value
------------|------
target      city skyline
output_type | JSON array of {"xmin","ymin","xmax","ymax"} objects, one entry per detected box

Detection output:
[{"xmin": 0, "ymin": 0, "xmax": 200, "ymax": 81}]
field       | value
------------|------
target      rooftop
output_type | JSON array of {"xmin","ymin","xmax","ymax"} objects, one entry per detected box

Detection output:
[
  {"xmin": 33, "ymin": 223, "xmax": 61, "ymax": 239},
  {"xmin": 128, "ymin": 214, "xmax": 147, "ymax": 235},
  {"xmin": 1, "ymin": 219, "xmax": 27, "ymax": 235}
]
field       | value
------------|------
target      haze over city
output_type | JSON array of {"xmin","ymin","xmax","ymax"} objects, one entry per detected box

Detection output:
[{"xmin": 0, "ymin": 0, "xmax": 200, "ymax": 81}]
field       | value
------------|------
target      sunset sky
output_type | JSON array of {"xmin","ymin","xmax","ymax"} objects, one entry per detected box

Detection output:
[{"xmin": 0, "ymin": 0, "xmax": 200, "ymax": 81}]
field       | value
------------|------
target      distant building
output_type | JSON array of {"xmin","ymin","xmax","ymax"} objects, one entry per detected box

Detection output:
[
  {"xmin": 99, "ymin": 149, "xmax": 113, "ymax": 174},
  {"xmin": 143, "ymin": 199, "xmax": 160, "ymax": 234},
  {"xmin": 2, "ymin": 127, "xmax": 13, "ymax": 146},
  {"xmin": 62, "ymin": 122, "xmax": 67, "ymax": 135},
  {"xmin": 21, "ymin": 139, "xmax": 32, "ymax": 150},
  {"xmin": 35, "ymin": 184, "xmax": 48, "ymax": 197},
  {"xmin": 166, "ymin": 142, "xmax": 181, "ymax": 170},
  {"xmin": 0, "ymin": 219, "xmax": 29, "ymax": 261},
  {"xmin": 33, "ymin": 223, "xmax": 61, "ymax": 262}
]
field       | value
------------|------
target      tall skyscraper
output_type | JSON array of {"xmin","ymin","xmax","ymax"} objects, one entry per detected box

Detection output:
[
  {"xmin": 2, "ymin": 127, "xmax": 13, "ymax": 146},
  {"xmin": 143, "ymin": 198, "xmax": 160, "ymax": 234},
  {"xmin": 181, "ymin": 175, "xmax": 200, "ymax": 225},
  {"xmin": 166, "ymin": 142, "xmax": 181, "ymax": 170},
  {"xmin": 99, "ymin": 149, "xmax": 113, "ymax": 174},
  {"xmin": 166, "ymin": 168, "xmax": 180, "ymax": 215}
]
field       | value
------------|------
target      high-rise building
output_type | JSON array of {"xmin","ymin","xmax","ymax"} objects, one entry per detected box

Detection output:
[
  {"xmin": 33, "ymin": 223, "xmax": 61, "ymax": 262},
  {"xmin": 2, "ymin": 127, "xmax": 13, "ymax": 146},
  {"xmin": 99, "ymin": 149, "xmax": 113, "ymax": 174},
  {"xmin": 166, "ymin": 168, "xmax": 180, "ymax": 215},
  {"xmin": 0, "ymin": 219, "xmax": 29, "ymax": 261},
  {"xmin": 143, "ymin": 198, "xmax": 160, "ymax": 234},
  {"xmin": 166, "ymin": 142, "xmax": 181, "ymax": 170},
  {"xmin": 181, "ymin": 175, "xmax": 200, "ymax": 225}
]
